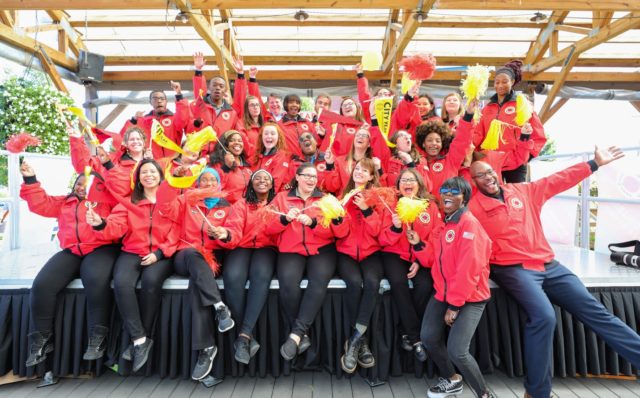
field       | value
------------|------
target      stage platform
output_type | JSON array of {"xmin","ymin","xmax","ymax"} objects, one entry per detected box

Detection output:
[{"xmin": 0, "ymin": 244, "xmax": 638, "ymax": 385}]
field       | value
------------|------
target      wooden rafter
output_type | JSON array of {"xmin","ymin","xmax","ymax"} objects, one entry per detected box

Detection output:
[
  {"xmin": 630, "ymin": 101, "xmax": 640, "ymax": 113},
  {"xmin": 46, "ymin": 10, "xmax": 87, "ymax": 57},
  {"xmin": 36, "ymin": 45, "xmax": 69, "ymax": 93},
  {"xmin": 382, "ymin": 9, "xmax": 400, "ymax": 61},
  {"xmin": 538, "ymin": 50, "xmax": 577, "ymax": 123},
  {"xmin": 174, "ymin": 0, "xmax": 234, "ymax": 87},
  {"xmin": 3, "ymin": 1, "xmax": 640, "ymax": 11},
  {"xmin": 0, "ymin": 10, "xmax": 15, "ymax": 27},
  {"xmin": 541, "ymin": 97, "xmax": 569, "ymax": 124},
  {"xmin": 524, "ymin": 11, "xmax": 569, "ymax": 66},
  {"xmin": 530, "ymin": 12, "xmax": 640, "ymax": 74},
  {"xmin": 0, "ymin": 22, "xmax": 77, "ymax": 70},
  {"xmin": 382, "ymin": 1, "xmax": 437, "ymax": 73}
]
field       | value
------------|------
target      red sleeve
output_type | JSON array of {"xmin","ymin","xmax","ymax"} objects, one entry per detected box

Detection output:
[
  {"xmin": 391, "ymin": 96, "xmax": 421, "ymax": 133},
  {"xmin": 222, "ymin": 200, "xmax": 247, "ymax": 249},
  {"xmin": 159, "ymin": 219, "xmax": 181, "ymax": 258},
  {"xmin": 377, "ymin": 208, "xmax": 403, "ymax": 246},
  {"xmin": 247, "ymin": 79, "xmax": 271, "ymax": 122},
  {"xmin": 173, "ymin": 98, "xmax": 191, "ymax": 133},
  {"xmin": 156, "ymin": 181, "xmax": 184, "ymax": 222},
  {"xmin": 97, "ymin": 204, "xmax": 129, "ymax": 241},
  {"xmin": 233, "ymin": 75, "xmax": 247, "ymax": 117},
  {"xmin": 19, "ymin": 181, "xmax": 64, "ymax": 218},
  {"xmin": 264, "ymin": 193, "xmax": 288, "ymax": 236},
  {"xmin": 321, "ymin": 165, "xmax": 343, "ymax": 195},
  {"xmin": 413, "ymin": 239, "xmax": 435, "ymax": 269},
  {"xmin": 357, "ymin": 75, "xmax": 372, "ymax": 124},
  {"xmin": 472, "ymin": 109, "xmax": 490, "ymax": 148},
  {"xmin": 530, "ymin": 161, "xmax": 592, "ymax": 206},
  {"xmin": 527, "ymin": 112, "xmax": 547, "ymax": 157},
  {"xmin": 445, "ymin": 118, "xmax": 474, "ymax": 174},
  {"xmin": 446, "ymin": 219, "xmax": 491, "ymax": 308},
  {"xmin": 69, "ymin": 136, "xmax": 106, "ymax": 175},
  {"xmin": 193, "ymin": 72, "xmax": 207, "ymax": 100},
  {"xmin": 363, "ymin": 206, "xmax": 384, "ymax": 237}
]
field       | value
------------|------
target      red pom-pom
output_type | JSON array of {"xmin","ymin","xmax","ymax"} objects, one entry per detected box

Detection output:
[
  {"xmin": 363, "ymin": 187, "xmax": 398, "ymax": 209},
  {"xmin": 185, "ymin": 187, "xmax": 227, "ymax": 206},
  {"xmin": 399, "ymin": 54, "xmax": 437, "ymax": 80},
  {"xmin": 5, "ymin": 132, "xmax": 41, "ymax": 154},
  {"xmin": 256, "ymin": 204, "xmax": 278, "ymax": 226}
]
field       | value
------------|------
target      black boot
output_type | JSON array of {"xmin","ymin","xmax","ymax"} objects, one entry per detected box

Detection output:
[
  {"xmin": 83, "ymin": 325, "xmax": 109, "ymax": 360},
  {"xmin": 340, "ymin": 330, "xmax": 363, "ymax": 373},
  {"xmin": 357, "ymin": 334, "xmax": 375, "ymax": 368},
  {"xmin": 26, "ymin": 331, "xmax": 53, "ymax": 367}
]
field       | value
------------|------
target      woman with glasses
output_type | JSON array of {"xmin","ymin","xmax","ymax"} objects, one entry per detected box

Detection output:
[
  {"xmin": 415, "ymin": 100, "xmax": 478, "ymax": 200},
  {"xmin": 317, "ymin": 96, "xmax": 367, "ymax": 157},
  {"xmin": 334, "ymin": 158, "xmax": 385, "ymax": 373},
  {"xmin": 379, "ymin": 169, "xmax": 442, "ymax": 362},
  {"xmin": 266, "ymin": 163, "xmax": 346, "ymax": 360},
  {"xmin": 252, "ymin": 122, "xmax": 291, "ymax": 192},
  {"xmin": 407, "ymin": 177, "xmax": 494, "ymax": 398},
  {"xmin": 323, "ymin": 128, "xmax": 382, "ymax": 196}
]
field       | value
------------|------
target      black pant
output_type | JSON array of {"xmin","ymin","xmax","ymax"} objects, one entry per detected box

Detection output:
[
  {"xmin": 30, "ymin": 245, "xmax": 120, "ymax": 334},
  {"xmin": 381, "ymin": 252, "xmax": 433, "ymax": 343},
  {"xmin": 502, "ymin": 162, "xmax": 528, "ymax": 183},
  {"xmin": 174, "ymin": 248, "xmax": 223, "ymax": 350},
  {"xmin": 223, "ymin": 247, "xmax": 276, "ymax": 337},
  {"xmin": 336, "ymin": 252, "xmax": 383, "ymax": 328},
  {"xmin": 112, "ymin": 252, "xmax": 174, "ymax": 340},
  {"xmin": 277, "ymin": 244, "xmax": 336, "ymax": 336}
]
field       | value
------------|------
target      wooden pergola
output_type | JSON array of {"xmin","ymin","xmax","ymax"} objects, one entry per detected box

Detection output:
[{"xmin": 1, "ymin": 1, "xmax": 640, "ymax": 124}]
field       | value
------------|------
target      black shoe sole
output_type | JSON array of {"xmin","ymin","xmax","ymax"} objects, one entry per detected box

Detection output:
[{"xmin": 357, "ymin": 357, "xmax": 376, "ymax": 368}]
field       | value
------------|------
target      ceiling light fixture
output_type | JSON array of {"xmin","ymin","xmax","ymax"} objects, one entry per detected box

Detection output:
[
  {"xmin": 175, "ymin": 11, "xmax": 190, "ymax": 24},
  {"xmin": 413, "ymin": 11, "xmax": 427, "ymax": 23},
  {"xmin": 294, "ymin": 10, "xmax": 309, "ymax": 22},
  {"xmin": 530, "ymin": 12, "xmax": 548, "ymax": 23}
]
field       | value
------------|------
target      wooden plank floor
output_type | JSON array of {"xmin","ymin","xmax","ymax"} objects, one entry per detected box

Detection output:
[{"xmin": 0, "ymin": 370, "xmax": 638, "ymax": 397}]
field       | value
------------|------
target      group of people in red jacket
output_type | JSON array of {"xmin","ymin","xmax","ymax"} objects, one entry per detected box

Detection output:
[{"xmin": 20, "ymin": 55, "xmax": 640, "ymax": 398}]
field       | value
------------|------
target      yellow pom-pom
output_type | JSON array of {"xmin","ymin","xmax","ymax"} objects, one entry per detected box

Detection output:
[
  {"xmin": 480, "ymin": 119, "xmax": 504, "ymax": 150},
  {"xmin": 515, "ymin": 93, "xmax": 533, "ymax": 127},
  {"xmin": 460, "ymin": 65, "xmax": 490, "ymax": 103},
  {"xmin": 317, "ymin": 194, "xmax": 345, "ymax": 228},
  {"xmin": 83, "ymin": 165, "xmax": 92, "ymax": 179},
  {"xmin": 396, "ymin": 197, "xmax": 429, "ymax": 224}
]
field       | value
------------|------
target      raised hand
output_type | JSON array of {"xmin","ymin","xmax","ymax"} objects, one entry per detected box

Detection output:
[
  {"xmin": 96, "ymin": 146, "xmax": 111, "ymax": 164},
  {"xmin": 466, "ymin": 98, "xmax": 479, "ymax": 115},
  {"xmin": 20, "ymin": 160, "xmax": 35, "ymax": 177},
  {"xmin": 85, "ymin": 207, "xmax": 102, "ymax": 226},
  {"xmin": 594, "ymin": 145, "xmax": 624, "ymax": 167},
  {"xmin": 170, "ymin": 80, "xmax": 182, "ymax": 95},
  {"xmin": 193, "ymin": 51, "xmax": 206, "ymax": 70},
  {"xmin": 249, "ymin": 66, "xmax": 258, "ymax": 79},
  {"xmin": 392, "ymin": 213, "xmax": 402, "ymax": 229},
  {"xmin": 232, "ymin": 55, "xmax": 244, "ymax": 74},
  {"xmin": 353, "ymin": 63, "xmax": 363, "ymax": 74}
]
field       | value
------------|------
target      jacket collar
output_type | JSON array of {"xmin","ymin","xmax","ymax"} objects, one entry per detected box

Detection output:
[
  {"xmin": 444, "ymin": 207, "xmax": 467, "ymax": 224},
  {"xmin": 146, "ymin": 109, "xmax": 174, "ymax": 117},
  {"xmin": 203, "ymin": 96, "xmax": 232, "ymax": 111},
  {"xmin": 489, "ymin": 90, "xmax": 514, "ymax": 105},
  {"xmin": 282, "ymin": 113, "xmax": 304, "ymax": 123},
  {"xmin": 287, "ymin": 187, "xmax": 323, "ymax": 199}
]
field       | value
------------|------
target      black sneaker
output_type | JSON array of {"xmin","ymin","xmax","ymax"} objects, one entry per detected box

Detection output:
[
  {"xmin": 249, "ymin": 338, "xmax": 260, "ymax": 358},
  {"xmin": 357, "ymin": 339, "xmax": 375, "ymax": 368},
  {"xmin": 297, "ymin": 334, "xmax": 310, "ymax": 354},
  {"xmin": 122, "ymin": 344, "xmax": 133, "ymax": 361},
  {"xmin": 192, "ymin": 345, "xmax": 217, "ymax": 380},
  {"xmin": 280, "ymin": 336, "xmax": 298, "ymax": 361},
  {"xmin": 25, "ymin": 331, "xmax": 53, "ymax": 367},
  {"xmin": 215, "ymin": 304, "xmax": 235, "ymax": 333},
  {"xmin": 234, "ymin": 338, "xmax": 251, "ymax": 365},
  {"xmin": 83, "ymin": 325, "xmax": 108, "ymax": 360},
  {"xmin": 413, "ymin": 342, "xmax": 427, "ymax": 362},
  {"xmin": 427, "ymin": 377, "xmax": 464, "ymax": 398},
  {"xmin": 132, "ymin": 338, "xmax": 154, "ymax": 372},
  {"xmin": 400, "ymin": 334, "xmax": 413, "ymax": 352}
]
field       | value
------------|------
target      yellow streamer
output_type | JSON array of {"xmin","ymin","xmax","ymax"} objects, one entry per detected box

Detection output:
[
  {"xmin": 396, "ymin": 197, "xmax": 429, "ymax": 224},
  {"xmin": 317, "ymin": 194, "xmax": 345, "ymax": 228},
  {"xmin": 164, "ymin": 159, "xmax": 208, "ymax": 189},
  {"xmin": 184, "ymin": 126, "xmax": 218, "ymax": 154},
  {"xmin": 515, "ymin": 93, "xmax": 533, "ymax": 127},
  {"xmin": 374, "ymin": 97, "xmax": 396, "ymax": 148},
  {"xmin": 151, "ymin": 119, "xmax": 185, "ymax": 154},
  {"xmin": 328, "ymin": 123, "xmax": 338, "ymax": 152}
]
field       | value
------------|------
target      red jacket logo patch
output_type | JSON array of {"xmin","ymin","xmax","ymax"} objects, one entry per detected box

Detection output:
[
  {"xmin": 346, "ymin": 127, "xmax": 356, "ymax": 135},
  {"xmin": 316, "ymin": 163, "xmax": 327, "ymax": 172},
  {"xmin": 300, "ymin": 124, "xmax": 309, "ymax": 131},
  {"xmin": 265, "ymin": 158, "xmax": 273, "ymax": 167},
  {"xmin": 221, "ymin": 112, "xmax": 230, "ymax": 121},
  {"xmin": 161, "ymin": 118, "xmax": 172, "ymax": 127},
  {"xmin": 213, "ymin": 210, "xmax": 226, "ymax": 219},
  {"xmin": 418, "ymin": 212, "xmax": 430, "ymax": 224},
  {"xmin": 510, "ymin": 197, "xmax": 523, "ymax": 209},
  {"xmin": 445, "ymin": 229, "xmax": 455, "ymax": 243},
  {"xmin": 432, "ymin": 162, "xmax": 444, "ymax": 172},
  {"xmin": 504, "ymin": 106, "xmax": 516, "ymax": 115}
]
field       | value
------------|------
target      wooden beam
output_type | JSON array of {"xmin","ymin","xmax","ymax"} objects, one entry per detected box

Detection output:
[
  {"xmin": 23, "ymin": 24, "xmax": 62, "ymax": 33},
  {"xmin": 0, "ymin": 10, "xmax": 15, "ymax": 27},
  {"xmin": 524, "ymin": 11, "xmax": 569, "ymax": 66},
  {"xmin": 538, "ymin": 47, "xmax": 578, "ymax": 122},
  {"xmin": 530, "ymin": 12, "xmax": 640, "ymax": 74},
  {"xmin": 541, "ymin": 97, "xmax": 569, "ymax": 124},
  {"xmin": 174, "ymin": 0, "xmax": 234, "ymax": 87},
  {"xmin": 36, "ymin": 45, "xmax": 69, "ymax": 93},
  {"xmin": 4, "ymin": 1, "xmax": 640, "ymax": 11},
  {"xmin": 97, "ymin": 91, "xmax": 138, "ymax": 129},
  {"xmin": 382, "ymin": 2, "xmax": 437, "ymax": 73},
  {"xmin": 101, "ymin": 69, "xmax": 640, "ymax": 83},
  {"xmin": 554, "ymin": 24, "xmax": 593, "ymax": 35},
  {"xmin": 103, "ymin": 55, "xmax": 640, "ymax": 68},
  {"xmin": 595, "ymin": 11, "xmax": 614, "ymax": 29},
  {"xmin": 382, "ymin": 9, "xmax": 400, "ymax": 61},
  {"xmin": 0, "ymin": 23, "xmax": 77, "ymax": 70},
  {"xmin": 630, "ymin": 101, "xmax": 640, "ymax": 113},
  {"xmin": 47, "ymin": 10, "xmax": 87, "ymax": 57},
  {"xmin": 57, "ymin": 28, "xmax": 69, "ymax": 54}
]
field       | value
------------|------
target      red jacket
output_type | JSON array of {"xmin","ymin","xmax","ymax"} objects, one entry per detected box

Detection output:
[
  {"xmin": 278, "ymin": 115, "xmax": 321, "ymax": 158},
  {"xmin": 20, "ymin": 178, "xmax": 116, "ymax": 256},
  {"xmin": 265, "ymin": 189, "xmax": 342, "ymax": 256},
  {"xmin": 334, "ymin": 195, "xmax": 384, "ymax": 261},
  {"xmin": 468, "ymin": 161, "xmax": 593, "ymax": 271},
  {"xmin": 190, "ymin": 72, "xmax": 241, "ymax": 156},
  {"xmin": 95, "ymin": 199, "xmax": 179, "ymax": 258},
  {"xmin": 157, "ymin": 182, "xmax": 232, "ymax": 252},
  {"xmin": 473, "ymin": 91, "xmax": 546, "ymax": 168},
  {"xmin": 378, "ymin": 199, "xmax": 442, "ymax": 263},
  {"xmin": 380, "ymin": 156, "xmax": 432, "ymax": 191},
  {"xmin": 212, "ymin": 161, "xmax": 253, "ymax": 204},
  {"xmin": 414, "ymin": 208, "xmax": 492, "ymax": 308},
  {"xmin": 390, "ymin": 94, "xmax": 441, "ymax": 142},
  {"xmin": 223, "ymin": 198, "xmax": 277, "ymax": 249},
  {"xmin": 119, "ymin": 99, "xmax": 189, "ymax": 159},
  {"xmin": 253, "ymin": 149, "xmax": 291, "ymax": 192},
  {"xmin": 287, "ymin": 153, "xmax": 329, "ymax": 190},
  {"xmin": 421, "ymin": 117, "xmax": 474, "ymax": 199}
]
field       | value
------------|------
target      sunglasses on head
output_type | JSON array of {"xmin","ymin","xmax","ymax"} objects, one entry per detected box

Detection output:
[{"xmin": 439, "ymin": 187, "xmax": 461, "ymax": 195}]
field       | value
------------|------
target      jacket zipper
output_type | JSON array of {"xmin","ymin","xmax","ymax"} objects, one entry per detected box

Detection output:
[
  {"xmin": 301, "ymin": 198, "xmax": 311, "ymax": 256},
  {"xmin": 148, "ymin": 204, "xmax": 155, "ymax": 254},
  {"xmin": 75, "ymin": 201, "xmax": 83, "ymax": 256},
  {"xmin": 439, "ymin": 234, "xmax": 446, "ymax": 303},
  {"xmin": 201, "ymin": 206, "xmax": 207, "ymax": 248}
]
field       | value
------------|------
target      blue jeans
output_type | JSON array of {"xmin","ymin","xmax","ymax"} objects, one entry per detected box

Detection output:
[{"xmin": 491, "ymin": 260, "xmax": 640, "ymax": 398}]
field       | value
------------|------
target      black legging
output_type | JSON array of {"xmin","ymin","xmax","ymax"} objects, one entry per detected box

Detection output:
[
  {"xmin": 223, "ymin": 247, "xmax": 276, "ymax": 338},
  {"xmin": 336, "ymin": 252, "xmax": 383, "ymax": 328},
  {"xmin": 502, "ymin": 162, "xmax": 528, "ymax": 183},
  {"xmin": 381, "ymin": 252, "xmax": 433, "ymax": 343},
  {"xmin": 112, "ymin": 252, "xmax": 174, "ymax": 340},
  {"xmin": 277, "ymin": 244, "xmax": 336, "ymax": 336},
  {"xmin": 30, "ymin": 244, "xmax": 120, "ymax": 334},
  {"xmin": 173, "ymin": 248, "xmax": 223, "ymax": 350}
]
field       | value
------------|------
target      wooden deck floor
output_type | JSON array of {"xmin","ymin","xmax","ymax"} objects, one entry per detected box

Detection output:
[{"xmin": 0, "ymin": 370, "xmax": 638, "ymax": 398}]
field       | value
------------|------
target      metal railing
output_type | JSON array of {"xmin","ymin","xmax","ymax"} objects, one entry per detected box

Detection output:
[{"xmin": 530, "ymin": 146, "xmax": 640, "ymax": 249}]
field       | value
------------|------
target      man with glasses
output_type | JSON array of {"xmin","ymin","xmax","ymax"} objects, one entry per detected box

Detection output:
[
  {"xmin": 287, "ymin": 132, "xmax": 328, "ymax": 190},
  {"xmin": 119, "ymin": 81, "xmax": 189, "ymax": 159},
  {"xmin": 468, "ymin": 146, "xmax": 640, "ymax": 398}
]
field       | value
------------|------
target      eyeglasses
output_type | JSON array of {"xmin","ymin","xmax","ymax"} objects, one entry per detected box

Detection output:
[
  {"xmin": 355, "ymin": 133, "xmax": 370, "ymax": 139},
  {"xmin": 439, "ymin": 187, "xmax": 461, "ymax": 195},
  {"xmin": 399, "ymin": 178, "xmax": 417, "ymax": 183},
  {"xmin": 298, "ymin": 134, "xmax": 314, "ymax": 142},
  {"xmin": 472, "ymin": 169, "xmax": 495, "ymax": 180},
  {"xmin": 151, "ymin": 96, "xmax": 167, "ymax": 101},
  {"xmin": 297, "ymin": 173, "xmax": 318, "ymax": 181},
  {"xmin": 248, "ymin": 103, "xmax": 261, "ymax": 108}
]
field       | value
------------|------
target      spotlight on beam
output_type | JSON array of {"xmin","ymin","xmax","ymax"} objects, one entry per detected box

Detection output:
[
  {"xmin": 175, "ymin": 11, "xmax": 190, "ymax": 24},
  {"xmin": 294, "ymin": 10, "xmax": 309, "ymax": 22},
  {"xmin": 530, "ymin": 12, "xmax": 548, "ymax": 23}
]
